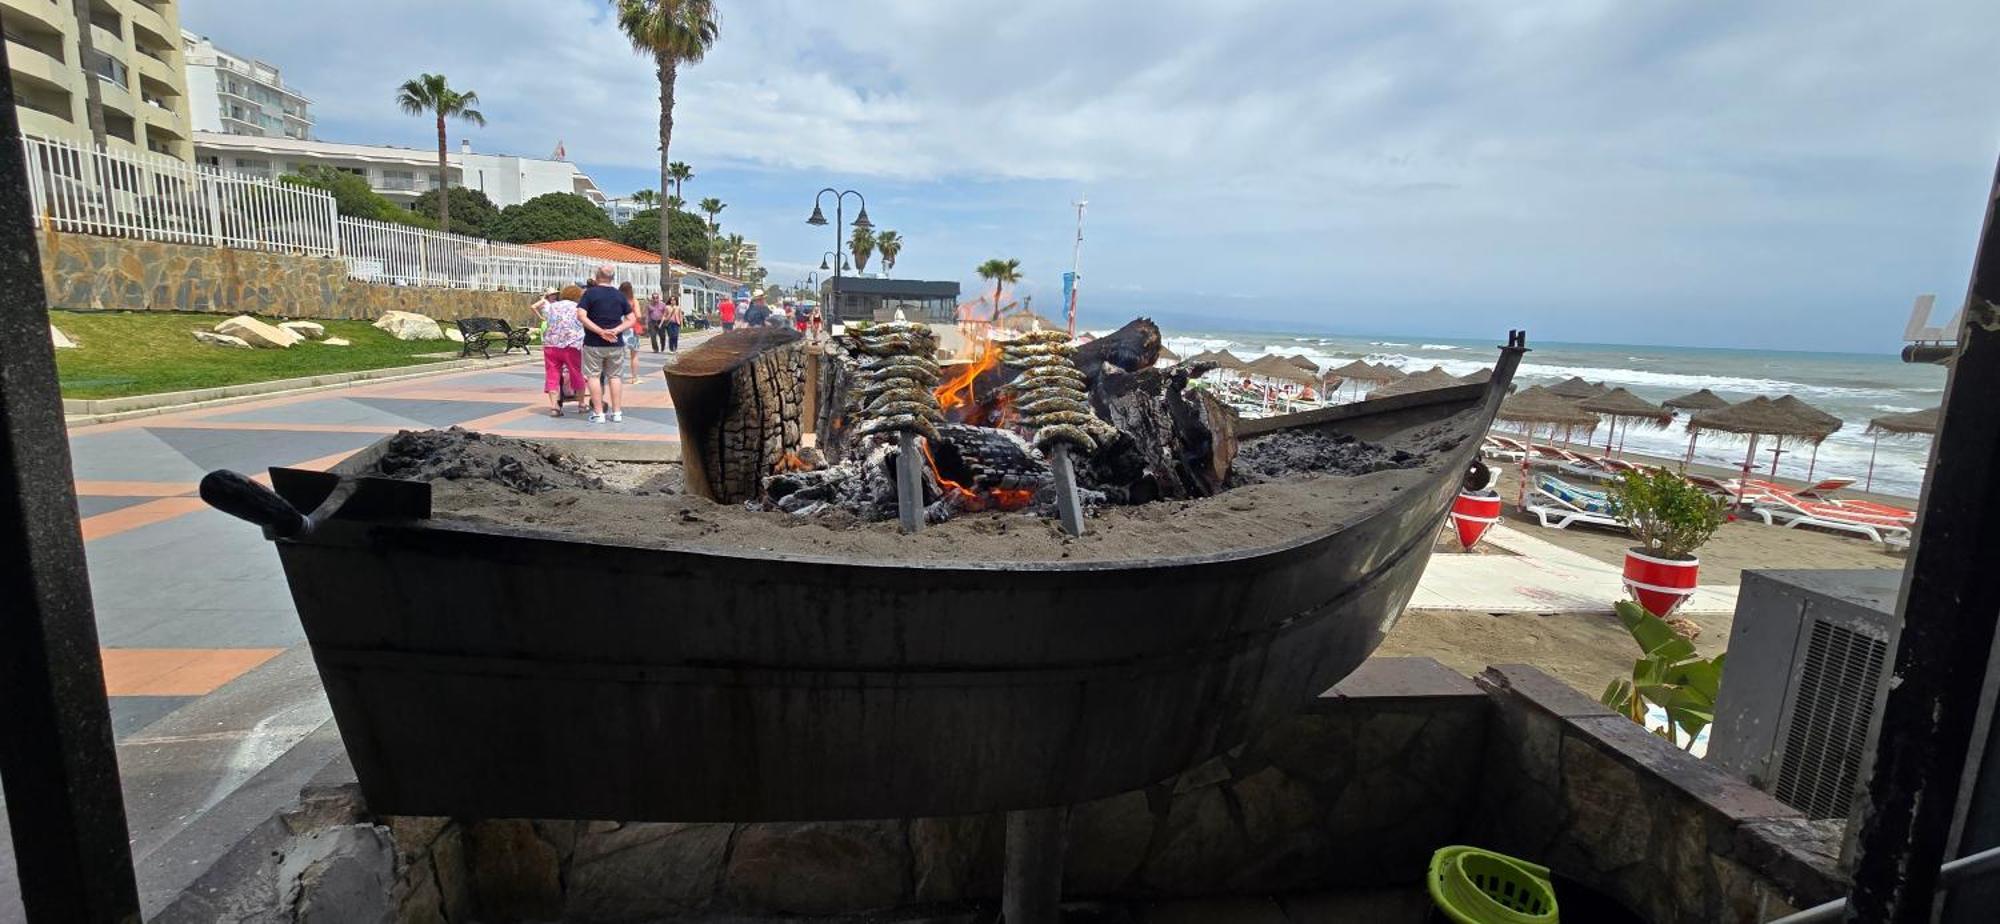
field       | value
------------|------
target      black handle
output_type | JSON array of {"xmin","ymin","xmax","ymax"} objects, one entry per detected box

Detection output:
[{"xmin": 199, "ymin": 470, "xmax": 310, "ymax": 539}]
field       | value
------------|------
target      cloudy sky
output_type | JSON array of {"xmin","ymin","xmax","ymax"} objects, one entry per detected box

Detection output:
[{"xmin": 181, "ymin": 1, "xmax": 1999, "ymax": 352}]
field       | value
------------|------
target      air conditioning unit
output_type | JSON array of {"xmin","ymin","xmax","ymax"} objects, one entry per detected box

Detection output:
[{"xmin": 1709, "ymin": 569, "xmax": 1902, "ymax": 821}]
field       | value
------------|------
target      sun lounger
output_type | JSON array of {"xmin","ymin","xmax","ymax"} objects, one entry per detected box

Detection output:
[
  {"xmin": 1487, "ymin": 435, "xmax": 1529, "ymax": 453},
  {"xmin": 1784, "ymin": 478, "xmax": 1917, "ymax": 522},
  {"xmin": 1594, "ymin": 457, "xmax": 1645, "ymax": 476},
  {"xmin": 1524, "ymin": 473, "xmax": 1626, "ymax": 531},
  {"xmin": 1791, "ymin": 477, "xmax": 1858, "ymax": 499},
  {"xmin": 1748, "ymin": 492, "xmax": 1914, "ymax": 546},
  {"xmin": 1527, "ymin": 445, "xmax": 1591, "ymax": 469},
  {"xmin": 1480, "ymin": 437, "xmax": 1526, "ymax": 462}
]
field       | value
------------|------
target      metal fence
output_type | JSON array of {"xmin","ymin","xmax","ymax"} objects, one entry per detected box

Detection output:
[
  {"xmin": 19, "ymin": 132, "xmax": 684, "ymax": 296},
  {"xmin": 21, "ymin": 133, "xmax": 338, "ymax": 255}
]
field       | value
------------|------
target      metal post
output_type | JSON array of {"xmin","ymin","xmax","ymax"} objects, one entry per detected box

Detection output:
[
  {"xmin": 896, "ymin": 430, "xmax": 924, "ymax": 534},
  {"xmin": 1002, "ymin": 807, "xmax": 1065, "ymax": 923},
  {"xmin": 1844, "ymin": 153, "xmax": 2000, "ymax": 923},
  {"xmin": 0, "ymin": 42, "xmax": 142, "ymax": 922}
]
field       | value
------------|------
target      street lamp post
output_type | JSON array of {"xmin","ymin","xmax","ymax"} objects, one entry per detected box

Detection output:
[{"xmin": 807, "ymin": 188, "xmax": 868, "ymax": 324}]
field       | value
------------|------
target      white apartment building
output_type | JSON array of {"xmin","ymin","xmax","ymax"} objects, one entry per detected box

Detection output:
[
  {"xmin": 192, "ymin": 133, "xmax": 605, "ymax": 210},
  {"xmin": 180, "ymin": 29, "xmax": 310, "ymax": 140},
  {"xmin": 2, "ymin": 0, "xmax": 194, "ymax": 158}
]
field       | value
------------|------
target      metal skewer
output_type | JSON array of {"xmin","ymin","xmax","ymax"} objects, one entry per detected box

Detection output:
[
  {"xmin": 896, "ymin": 429, "xmax": 925, "ymax": 534},
  {"xmin": 1050, "ymin": 442, "xmax": 1085, "ymax": 537}
]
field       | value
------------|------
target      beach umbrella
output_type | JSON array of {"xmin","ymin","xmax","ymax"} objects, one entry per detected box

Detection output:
[
  {"xmin": 1328, "ymin": 359, "xmax": 1386, "ymax": 400},
  {"xmin": 1863, "ymin": 406, "xmax": 1939, "ymax": 492},
  {"xmin": 1663, "ymin": 388, "xmax": 1731, "ymax": 411},
  {"xmin": 1495, "ymin": 385, "xmax": 1602, "ymax": 504},
  {"xmin": 1689, "ymin": 397, "xmax": 1841, "ymax": 508},
  {"xmin": 1286, "ymin": 354, "xmax": 1321, "ymax": 373},
  {"xmin": 1663, "ymin": 389, "xmax": 1732, "ymax": 470},
  {"xmin": 1246, "ymin": 354, "xmax": 1319, "ymax": 387},
  {"xmin": 1371, "ymin": 363, "xmax": 1409, "ymax": 382},
  {"xmin": 1370, "ymin": 365, "xmax": 1463, "ymax": 398},
  {"xmin": 1458, "ymin": 367, "xmax": 1494, "ymax": 384},
  {"xmin": 1548, "ymin": 376, "xmax": 1610, "ymax": 400},
  {"xmin": 1156, "ymin": 345, "xmax": 1181, "ymax": 364},
  {"xmin": 1577, "ymin": 387, "xmax": 1674, "ymax": 457},
  {"xmin": 1772, "ymin": 395, "xmax": 1844, "ymax": 480}
]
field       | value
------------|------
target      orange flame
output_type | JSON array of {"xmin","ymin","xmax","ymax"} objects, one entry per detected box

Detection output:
[
  {"xmin": 935, "ymin": 337, "xmax": 1004, "ymax": 419},
  {"xmin": 918, "ymin": 438, "xmax": 1036, "ymax": 512}
]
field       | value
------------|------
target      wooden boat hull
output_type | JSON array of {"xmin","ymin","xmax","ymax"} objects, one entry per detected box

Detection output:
[{"xmin": 257, "ymin": 339, "xmax": 1526, "ymax": 822}]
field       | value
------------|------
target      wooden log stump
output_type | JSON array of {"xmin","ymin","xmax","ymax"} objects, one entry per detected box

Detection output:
[{"xmin": 666, "ymin": 327, "xmax": 808, "ymax": 503}]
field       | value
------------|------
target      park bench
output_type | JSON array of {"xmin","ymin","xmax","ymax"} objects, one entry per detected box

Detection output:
[{"xmin": 455, "ymin": 317, "xmax": 533, "ymax": 359}]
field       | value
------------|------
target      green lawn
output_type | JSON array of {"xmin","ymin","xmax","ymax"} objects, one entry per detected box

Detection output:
[{"xmin": 52, "ymin": 310, "xmax": 464, "ymax": 400}]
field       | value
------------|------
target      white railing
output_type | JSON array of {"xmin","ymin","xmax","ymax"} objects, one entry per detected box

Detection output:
[
  {"xmin": 22, "ymin": 133, "xmax": 338, "ymax": 255},
  {"xmin": 20, "ymin": 132, "xmax": 694, "ymax": 296}
]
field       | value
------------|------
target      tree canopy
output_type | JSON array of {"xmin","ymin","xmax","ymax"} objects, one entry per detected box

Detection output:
[
  {"xmin": 281, "ymin": 166, "xmax": 434, "ymax": 228},
  {"xmin": 490, "ymin": 192, "xmax": 619, "ymax": 244},
  {"xmin": 410, "ymin": 187, "xmax": 500, "ymax": 239},
  {"xmin": 617, "ymin": 206, "xmax": 711, "ymax": 266},
  {"xmin": 394, "ymin": 73, "xmax": 485, "ymax": 232}
]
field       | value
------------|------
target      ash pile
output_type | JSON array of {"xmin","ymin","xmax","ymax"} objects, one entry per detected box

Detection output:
[{"xmin": 664, "ymin": 317, "xmax": 1426, "ymax": 527}]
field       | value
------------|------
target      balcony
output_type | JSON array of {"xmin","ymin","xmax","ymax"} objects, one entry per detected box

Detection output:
[
  {"xmin": 5, "ymin": 36, "xmax": 70, "ymax": 92},
  {"xmin": 0, "ymin": 0, "xmax": 64, "ymax": 32},
  {"xmin": 125, "ymin": 0, "xmax": 168, "ymax": 40}
]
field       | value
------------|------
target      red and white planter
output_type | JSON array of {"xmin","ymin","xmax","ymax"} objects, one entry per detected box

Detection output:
[
  {"xmin": 1622, "ymin": 549, "xmax": 1699, "ymax": 618},
  {"xmin": 1449, "ymin": 491, "xmax": 1503, "ymax": 551}
]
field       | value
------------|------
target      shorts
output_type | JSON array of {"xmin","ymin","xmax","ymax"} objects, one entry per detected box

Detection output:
[
  {"xmin": 581, "ymin": 345, "xmax": 626, "ymax": 379},
  {"xmin": 621, "ymin": 330, "xmax": 639, "ymax": 349}
]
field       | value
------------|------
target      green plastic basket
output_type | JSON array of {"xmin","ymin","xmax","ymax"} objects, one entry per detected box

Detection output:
[{"xmin": 1427, "ymin": 845, "xmax": 1559, "ymax": 924}]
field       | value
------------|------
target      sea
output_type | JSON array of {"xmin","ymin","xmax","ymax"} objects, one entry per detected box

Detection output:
[{"xmin": 1143, "ymin": 329, "xmax": 1948, "ymax": 500}]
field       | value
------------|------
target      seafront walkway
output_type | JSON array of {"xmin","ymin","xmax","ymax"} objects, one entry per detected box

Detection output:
[{"xmin": 3, "ymin": 345, "xmax": 1735, "ymax": 918}]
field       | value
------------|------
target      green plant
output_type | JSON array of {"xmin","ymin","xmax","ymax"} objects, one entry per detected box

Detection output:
[
  {"xmin": 976, "ymin": 258, "xmax": 1022, "ymax": 322},
  {"xmin": 1605, "ymin": 467, "xmax": 1722, "ymax": 559},
  {"xmin": 1601, "ymin": 601, "xmax": 1724, "ymax": 751},
  {"xmin": 490, "ymin": 192, "xmax": 620, "ymax": 244},
  {"xmin": 876, "ymin": 230, "xmax": 902, "ymax": 273},
  {"xmin": 282, "ymin": 167, "xmax": 436, "ymax": 228},
  {"xmin": 395, "ymin": 73, "xmax": 486, "ymax": 233},
  {"xmin": 618, "ymin": 207, "xmax": 710, "ymax": 264},
  {"xmin": 410, "ymin": 187, "xmax": 500, "ymax": 239},
  {"xmin": 849, "ymin": 225, "xmax": 875, "ymax": 273}
]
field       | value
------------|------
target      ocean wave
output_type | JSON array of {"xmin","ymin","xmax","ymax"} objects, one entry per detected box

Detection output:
[
  {"xmin": 1371, "ymin": 341, "xmax": 1409, "ymax": 347},
  {"xmin": 1419, "ymin": 344, "xmax": 1460, "ymax": 351},
  {"xmin": 1513, "ymin": 361, "xmax": 1894, "ymax": 399},
  {"xmin": 1872, "ymin": 405, "xmax": 1923, "ymax": 413}
]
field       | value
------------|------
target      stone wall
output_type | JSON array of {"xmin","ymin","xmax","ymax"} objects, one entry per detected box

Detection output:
[
  {"xmin": 1466, "ymin": 664, "xmax": 1847, "ymax": 923},
  {"xmin": 35, "ymin": 227, "xmax": 537, "ymax": 325}
]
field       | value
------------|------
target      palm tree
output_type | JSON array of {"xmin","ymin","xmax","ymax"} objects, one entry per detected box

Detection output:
[
  {"xmin": 667, "ymin": 161, "xmax": 693, "ymax": 202},
  {"xmin": 616, "ymin": 1, "xmax": 720, "ymax": 283},
  {"xmin": 875, "ymin": 230, "xmax": 903, "ymax": 274},
  {"xmin": 849, "ymin": 226, "xmax": 876, "ymax": 274},
  {"xmin": 395, "ymin": 74, "xmax": 486, "ymax": 233},
  {"xmin": 724, "ymin": 232, "xmax": 747, "ymax": 276},
  {"xmin": 697, "ymin": 196, "xmax": 725, "ymax": 270},
  {"xmin": 665, "ymin": 194, "xmax": 685, "ymax": 212},
  {"xmin": 976, "ymin": 258, "xmax": 1022, "ymax": 322},
  {"xmin": 631, "ymin": 189, "xmax": 658, "ymax": 209}
]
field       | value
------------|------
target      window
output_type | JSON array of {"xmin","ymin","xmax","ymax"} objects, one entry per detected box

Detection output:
[
  {"xmin": 381, "ymin": 169, "xmax": 416, "ymax": 191},
  {"xmin": 234, "ymin": 158, "xmax": 272, "ymax": 178}
]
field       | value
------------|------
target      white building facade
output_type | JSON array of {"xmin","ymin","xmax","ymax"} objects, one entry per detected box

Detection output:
[
  {"xmin": 179, "ymin": 30, "xmax": 310, "ymax": 139},
  {"xmin": 192, "ymin": 133, "xmax": 605, "ymax": 210},
  {"xmin": 2, "ymin": 0, "xmax": 195, "ymax": 158}
]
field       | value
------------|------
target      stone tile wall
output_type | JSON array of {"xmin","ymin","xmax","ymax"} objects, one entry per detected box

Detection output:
[
  {"xmin": 35, "ymin": 228, "xmax": 539, "ymax": 325},
  {"xmin": 1466, "ymin": 664, "xmax": 1848, "ymax": 923}
]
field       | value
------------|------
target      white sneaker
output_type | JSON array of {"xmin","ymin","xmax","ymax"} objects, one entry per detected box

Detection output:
[
  {"xmin": 589, "ymin": 412, "xmax": 606, "ymax": 424},
  {"xmin": 610, "ymin": 411, "xmax": 624, "ymax": 423}
]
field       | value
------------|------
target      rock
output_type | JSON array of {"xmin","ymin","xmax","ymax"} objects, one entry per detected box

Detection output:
[
  {"xmin": 50, "ymin": 325, "xmax": 77, "ymax": 349},
  {"xmin": 1138, "ymin": 787, "xmax": 1250, "ymax": 896},
  {"xmin": 215, "ymin": 314, "xmax": 303, "ymax": 349},
  {"xmin": 724, "ymin": 821, "xmax": 909, "ymax": 915},
  {"xmin": 279, "ymin": 320, "xmax": 328, "ymax": 340},
  {"xmin": 910, "ymin": 817, "xmax": 987, "ymax": 902},
  {"xmin": 564, "ymin": 822, "xmax": 731, "ymax": 920},
  {"xmin": 1065, "ymin": 789, "xmax": 1156, "ymax": 894},
  {"xmin": 277, "ymin": 825, "xmax": 396, "ymax": 924},
  {"xmin": 323, "ymin": 337, "xmax": 352, "ymax": 347},
  {"xmin": 464, "ymin": 819, "xmax": 563, "ymax": 921},
  {"xmin": 192, "ymin": 330, "xmax": 252, "ymax": 349},
  {"xmin": 444, "ymin": 327, "xmax": 465, "ymax": 342},
  {"xmin": 373, "ymin": 310, "xmax": 444, "ymax": 341}
]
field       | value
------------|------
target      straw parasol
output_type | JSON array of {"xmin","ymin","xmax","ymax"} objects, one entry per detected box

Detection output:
[
  {"xmin": 1156, "ymin": 345, "xmax": 1181, "ymax": 364},
  {"xmin": 1689, "ymin": 397, "xmax": 1842, "ymax": 507},
  {"xmin": 1246, "ymin": 354, "xmax": 1319, "ymax": 387},
  {"xmin": 1187, "ymin": 349, "xmax": 1251, "ymax": 372},
  {"xmin": 1663, "ymin": 388, "xmax": 1730, "ymax": 412},
  {"xmin": 1547, "ymin": 376, "xmax": 1610, "ymax": 399},
  {"xmin": 1326, "ymin": 359, "xmax": 1387, "ymax": 400},
  {"xmin": 1576, "ymin": 387, "xmax": 1673, "ymax": 457},
  {"xmin": 1495, "ymin": 385, "xmax": 1602, "ymax": 504},
  {"xmin": 1370, "ymin": 366, "xmax": 1463, "ymax": 398},
  {"xmin": 1862, "ymin": 406, "xmax": 1939, "ymax": 492},
  {"xmin": 1371, "ymin": 363, "xmax": 1408, "ymax": 381},
  {"xmin": 1772, "ymin": 395, "xmax": 1844, "ymax": 480},
  {"xmin": 1458, "ymin": 367, "xmax": 1494, "ymax": 384},
  {"xmin": 1286, "ymin": 354, "xmax": 1321, "ymax": 373}
]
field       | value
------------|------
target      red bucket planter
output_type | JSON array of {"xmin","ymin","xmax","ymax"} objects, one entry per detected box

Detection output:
[
  {"xmin": 1449, "ymin": 491, "xmax": 1503, "ymax": 551},
  {"xmin": 1622, "ymin": 549, "xmax": 1699, "ymax": 617}
]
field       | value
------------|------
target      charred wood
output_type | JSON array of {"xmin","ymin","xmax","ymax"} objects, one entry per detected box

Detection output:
[
  {"xmin": 666, "ymin": 327, "xmax": 808, "ymax": 503},
  {"xmin": 1071, "ymin": 317, "xmax": 1163, "ymax": 377}
]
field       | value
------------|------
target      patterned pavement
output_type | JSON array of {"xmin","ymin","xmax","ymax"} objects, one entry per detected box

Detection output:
[{"xmin": 66, "ymin": 347, "xmax": 688, "ymax": 736}]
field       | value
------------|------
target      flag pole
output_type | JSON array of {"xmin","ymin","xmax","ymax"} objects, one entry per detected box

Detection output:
[{"xmin": 1067, "ymin": 198, "xmax": 1086, "ymax": 336}]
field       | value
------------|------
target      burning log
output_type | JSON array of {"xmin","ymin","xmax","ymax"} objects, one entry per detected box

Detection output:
[
  {"xmin": 666, "ymin": 327, "xmax": 808, "ymax": 503},
  {"xmin": 1071, "ymin": 317, "xmax": 1163, "ymax": 377},
  {"xmin": 1087, "ymin": 365, "xmax": 1239, "ymax": 503}
]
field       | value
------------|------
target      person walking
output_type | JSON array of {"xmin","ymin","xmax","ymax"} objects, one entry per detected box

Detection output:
[
  {"xmin": 718, "ymin": 294, "xmax": 737, "ymax": 331},
  {"xmin": 744, "ymin": 296, "xmax": 771, "ymax": 328},
  {"xmin": 618, "ymin": 281, "xmax": 644, "ymax": 384},
  {"xmin": 577, "ymin": 265, "xmax": 634, "ymax": 423},
  {"xmin": 646, "ymin": 292, "xmax": 670, "ymax": 353},
  {"xmin": 663, "ymin": 295, "xmax": 684, "ymax": 353},
  {"xmin": 538, "ymin": 285, "xmax": 585, "ymax": 416}
]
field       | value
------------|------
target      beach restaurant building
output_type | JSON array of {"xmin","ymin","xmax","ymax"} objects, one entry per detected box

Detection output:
[{"xmin": 820, "ymin": 277, "xmax": 961, "ymax": 323}]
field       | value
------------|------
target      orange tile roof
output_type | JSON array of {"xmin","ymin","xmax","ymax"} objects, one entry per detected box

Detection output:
[
  {"xmin": 528, "ymin": 238, "xmax": 662, "ymax": 264},
  {"xmin": 526, "ymin": 238, "xmax": 742, "ymax": 285}
]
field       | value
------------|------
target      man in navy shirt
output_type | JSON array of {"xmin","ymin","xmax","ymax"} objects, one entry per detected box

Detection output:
[{"xmin": 576, "ymin": 265, "xmax": 635, "ymax": 423}]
